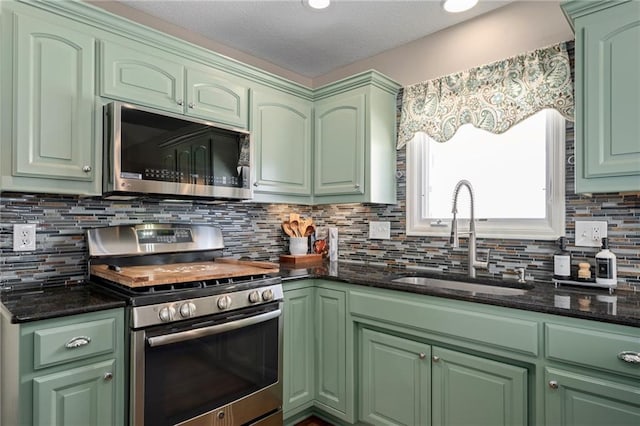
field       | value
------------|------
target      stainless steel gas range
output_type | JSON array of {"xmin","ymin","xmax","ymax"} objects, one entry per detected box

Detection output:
[{"xmin": 87, "ymin": 224, "xmax": 283, "ymax": 426}]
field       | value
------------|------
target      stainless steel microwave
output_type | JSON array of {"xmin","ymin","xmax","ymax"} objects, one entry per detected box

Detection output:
[{"xmin": 103, "ymin": 101, "xmax": 252, "ymax": 200}]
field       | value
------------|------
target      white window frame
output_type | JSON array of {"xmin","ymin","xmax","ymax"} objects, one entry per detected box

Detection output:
[{"xmin": 406, "ymin": 110, "xmax": 566, "ymax": 240}]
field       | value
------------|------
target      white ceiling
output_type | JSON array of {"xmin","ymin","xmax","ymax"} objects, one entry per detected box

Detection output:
[{"xmin": 119, "ymin": 0, "xmax": 515, "ymax": 78}]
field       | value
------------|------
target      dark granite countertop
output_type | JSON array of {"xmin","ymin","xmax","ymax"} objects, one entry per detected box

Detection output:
[
  {"xmin": 279, "ymin": 261, "xmax": 640, "ymax": 328},
  {"xmin": 3, "ymin": 261, "xmax": 638, "ymax": 327},
  {"xmin": 1, "ymin": 284, "xmax": 126, "ymax": 324}
]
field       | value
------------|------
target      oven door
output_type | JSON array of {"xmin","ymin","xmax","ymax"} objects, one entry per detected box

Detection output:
[{"xmin": 131, "ymin": 302, "xmax": 283, "ymax": 426}]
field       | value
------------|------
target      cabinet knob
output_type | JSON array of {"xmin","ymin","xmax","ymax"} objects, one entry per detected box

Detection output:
[
  {"xmin": 354, "ymin": 183, "xmax": 361, "ymax": 189},
  {"xmin": 82, "ymin": 165, "xmax": 92, "ymax": 173},
  {"xmin": 432, "ymin": 355, "xmax": 440, "ymax": 362},
  {"xmin": 188, "ymin": 102, "xmax": 195, "ymax": 109},
  {"xmin": 419, "ymin": 353, "xmax": 426, "ymax": 359},
  {"xmin": 548, "ymin": 380, "xmax": 559, "ymax": 390},
  {"xmin": 103, "ymin": 372, "xmax": 113, "ymax": 382},
  {"xmin": 253, "ymin": 182, "xmax": 259, "ymax": 187},
  {"xmin": 177, "ymin": 99, "xmax": 184, "ymax": 106},
  {"xmin": 65, "ymin": 336, "xmax": 91, "ymax": 349},
  {"xmin": 618, "ymin": 351, "xmax": 640, "ymax": 364}
]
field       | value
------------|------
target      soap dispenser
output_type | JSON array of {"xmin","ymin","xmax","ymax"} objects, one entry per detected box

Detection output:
[
  {"xmin": 553, "ymin": 236, "xmax": 572, "ymax": 280},
  {"xmin": 595, "ymin": 237, "xmax": 617, "ymax": 286}
]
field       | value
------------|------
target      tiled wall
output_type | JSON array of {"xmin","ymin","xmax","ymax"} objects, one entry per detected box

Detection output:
[{"xmin": 1, "ymin": 45, "xmax": 638, "ymax": 290}]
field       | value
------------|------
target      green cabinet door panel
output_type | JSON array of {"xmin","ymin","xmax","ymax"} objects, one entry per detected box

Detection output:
[
  {"xmin": 12, "ymin": 12, "xmax": 95, "ymax": 184},
  {"xmin": 185, "ymin": 67, "xmax": 249, "ymax": 128},
  {"xmin": 283, "ymin": 287, "xmax": 315, "ymax": 414},
  {"xmin": 431, "ymin": 347, "xmax": 528, "ymax": 426},
  {"xmin": 251, "ymin": 89, "xmax": 313, "ymax": 198},
  {"xmin": 564, "ymin": 0, "xmax": 640, "ymax": 193},
  {"xmin": 33, "ymin": 359, "xmax": 117, "ymax": 426},
  {"xmin": 100, "ymin": 41, "xmax": 185, "ymax": 113},
  {"xmin": 314, "ymin": 91, "xmax": 366, "ymax": 196},
  {"xmin": 360, "ymin": 328, "xmax": 431, "ymax": 426},
  {"xmin": 315, "ymin": 287, "xmax": 348, "ymax": 415},
  {"xmin": 545, "ymin": 367, "xmax": 640, "ymax": 426}
]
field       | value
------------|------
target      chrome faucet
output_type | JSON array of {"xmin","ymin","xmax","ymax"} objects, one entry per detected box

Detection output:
[{"xmin": 449, "ymin": 180, "xmax": 490, "ymax": 278}]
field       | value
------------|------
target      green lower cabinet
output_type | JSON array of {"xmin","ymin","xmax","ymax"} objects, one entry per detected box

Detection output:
[
  {"xmin": 431, "ymin": 347, "xmax": 528, "ymax": 426},
  {"xmin": 360, "ymin": 329, "xmax": 431, "ymax": 426},
  {"xmin": 283, "ymin": 286, "xmax": 316, "ymax": 414},
  {"xmin": 0, "ymin": 308, "xmax": 125, "ymax": 425},
  {"xmin": 315, "ymin": 287, "xmax": 348, "ymax": 417},
  {"xmin": 545, "ymin": 367, "xmax": 640, "ymax": 426},
  {"xmin": 33, "ymin": 359, "xmax": 117, "ymax": 426}
]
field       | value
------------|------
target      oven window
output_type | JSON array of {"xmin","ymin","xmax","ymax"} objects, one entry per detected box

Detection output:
[{"xmin": 144, "ymin": 309, "xmax": 279, "ymax": 426}]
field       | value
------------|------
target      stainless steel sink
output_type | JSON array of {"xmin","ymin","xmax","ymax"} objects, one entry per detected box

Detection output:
[{"xmin": 392, "ymin": 276, "xmax": 529, "ymax": 296}]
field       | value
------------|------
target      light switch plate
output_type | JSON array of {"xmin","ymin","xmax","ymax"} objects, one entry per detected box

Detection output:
[
  {"xmin": 369, "ymin": 221, "xmax": 390, "ymax": 240},
  {"xmin": 13, "ymin": 223, "xmax": 36, "ymax": 251},
  {"xmin": 575, "ymin": 220, "xmax": 607, "ymax": 247}
]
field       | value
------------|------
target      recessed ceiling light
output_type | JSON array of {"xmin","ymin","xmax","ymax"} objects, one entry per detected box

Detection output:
[
  {"xmin": 442, "ymin": 0, "xmax": 479, "ymax": 13},
  {"xmin": 306, "ymin": 0, "xmax": 331, "ymax": 10}
]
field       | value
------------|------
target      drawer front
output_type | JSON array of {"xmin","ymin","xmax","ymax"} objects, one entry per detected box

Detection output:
[
  {"xmin": 33, "ymin": 318, "xmax": 116, "ymax": 369},
  {"xmin": 545, "ymin": 323, "xmax": 640, "ymax": 378},
  {"xmin": 350, "ymin": 290, "xmax": 539, "ymax": 356}
]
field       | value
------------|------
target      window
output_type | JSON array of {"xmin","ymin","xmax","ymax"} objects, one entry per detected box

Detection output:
[{"xmin": 406, "ymin": 109, "xmax": 565, "ymax": 240}]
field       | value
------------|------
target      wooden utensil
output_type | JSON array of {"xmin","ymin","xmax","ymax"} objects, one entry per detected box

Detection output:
[
  {"xmin": 304, "ymin": 224, "xmax": 315, "ymax": 237},
  {"xmin": 282, "ymin": 221, "xmax": 295, "ymax": 237},
  {"xmin": 290, "ymin": 220, "xmax": 301, "ymax": 237}
]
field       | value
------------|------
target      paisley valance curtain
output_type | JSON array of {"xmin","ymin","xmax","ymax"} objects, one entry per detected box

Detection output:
[{"xmin": 397, "ymin": 42, "xmax": 574, "ymax": 148}]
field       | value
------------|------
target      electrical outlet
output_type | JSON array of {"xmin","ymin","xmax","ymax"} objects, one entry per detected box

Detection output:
[
  {"xmin": 575, "ymin": 220, "xmax": 607, "ymax": 247},
  {"xmin": 369, "ymin": 221, "xmax": 390, "ymax": 240},
  {"xmin": 13, "ymin": 224, "xmax": 36, "ymax": 251}
]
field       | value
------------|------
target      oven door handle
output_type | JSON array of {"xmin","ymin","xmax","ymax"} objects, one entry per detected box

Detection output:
[{"xmin": 146, "ymin": 308, "xmax": 281, "ymax": 347}]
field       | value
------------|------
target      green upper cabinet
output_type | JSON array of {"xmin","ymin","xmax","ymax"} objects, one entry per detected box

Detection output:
[
  {"xmin": 314, "ymin": 89, "xmax": 366, "ymax": 197},
  {"xmin": 0, "ymin": 7, "xmax": 99, "ymax": 195},
  {"xmin": 313, "ymin": 71, "xmax": 401, "ymax": 204},
  {"xmin": 251, "ymin": 88, "xmax": 313, "ymax": 203},
  {"xmin": 100, "ymin": 40, "xmax": 184, "ymax": 114},
  {"xmin": 185, "ymin": 67, "xmax": 248, "ymax": 128},
  {"xmin": 100, "ymin": 41, "xmax": 249, "ymax": 128},
  {"xmin": 562, "ymin": 0, "xmax": 640, "ymax": 193}
]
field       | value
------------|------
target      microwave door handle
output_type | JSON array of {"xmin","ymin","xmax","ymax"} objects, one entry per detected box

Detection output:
[{"xmin": 146, "ymin": 308, "xmax": 281, "ymax": 347}]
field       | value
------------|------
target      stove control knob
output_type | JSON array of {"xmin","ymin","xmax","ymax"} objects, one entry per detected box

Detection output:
[
  {"xmin": 248, "ymin": 291, "xmax": 260, "ymax": 304},
  {"xmin": 179, "ymin": 302, "xmax": 196, "ymax": 318},
  {"xmin": 261, "ymin": 289, "xmax": 274, "ymax": 302},
  {"xmin": 217, "ymin": 295, "xmax": 232, "ymax": 310},
  {"xmin": 159, "ymin": 306, "xmax": 176, "ymax": 322}
]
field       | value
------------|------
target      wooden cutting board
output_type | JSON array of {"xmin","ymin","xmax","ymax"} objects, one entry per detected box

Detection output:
[{"xmin": 90, "ymin": 258, "xmax": 279, "ymax": 288}]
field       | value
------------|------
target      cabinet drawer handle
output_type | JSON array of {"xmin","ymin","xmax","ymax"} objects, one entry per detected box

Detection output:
[
  {"xmin": 65, "ymin": 336, "xmax": 91, "ymax": 349},
  {"xmin": 618, "ymin": 351, "xmax": 640, "ymax": 364},
  {"xmin": 82, "ymin": 165, "xmax": 92, "ymax": 173},
  {"xmin": 103, "ymin": 372, "xmax": 113, "ymax": 382},
  {"xmin": 432, "ymin": 355, "xmax": 440, "ymax": 362},
  {"xmin": 548, "ymin": 380, "xmax": 559, "ymax": 390}
]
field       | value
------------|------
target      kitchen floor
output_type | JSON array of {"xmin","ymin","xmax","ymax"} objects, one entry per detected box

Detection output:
[{"xmin": 295, "ymin": 416, "xmax": 334, "ymax": 426}]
